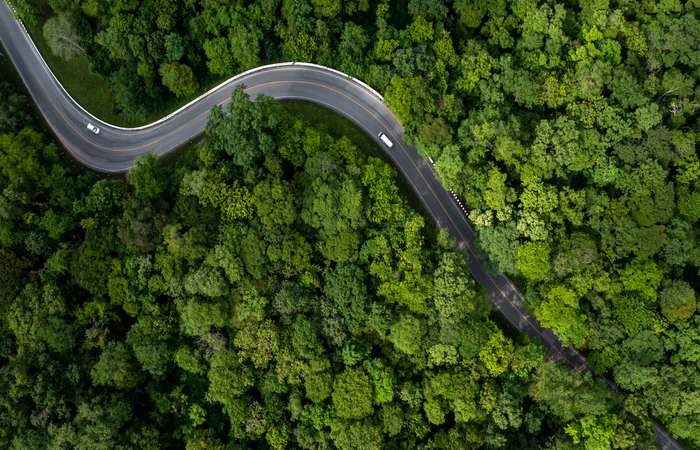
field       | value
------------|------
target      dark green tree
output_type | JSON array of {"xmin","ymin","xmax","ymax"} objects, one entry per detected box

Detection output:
[{"xmin": 206, "ymin": 85, "xmax": 279, "ymax": 168}]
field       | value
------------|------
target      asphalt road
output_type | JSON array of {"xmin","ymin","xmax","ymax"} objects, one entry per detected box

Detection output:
[{"xmin": 0, "ymin": 3, "xmax": 683, "ymax": 448}]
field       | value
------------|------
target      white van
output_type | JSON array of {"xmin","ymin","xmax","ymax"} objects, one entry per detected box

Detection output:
[{"xmin": 378, "ymin": 132, "xmax": 393, "ymax": 148}]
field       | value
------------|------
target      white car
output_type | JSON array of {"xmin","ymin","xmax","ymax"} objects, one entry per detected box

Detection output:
[
  {"xmin": 378, "ymin": 131, "xmax": 393, "ymax": 148},
  {"xmin": 87, "ymin": 123, "xmax": 100, "ymax": 134}
]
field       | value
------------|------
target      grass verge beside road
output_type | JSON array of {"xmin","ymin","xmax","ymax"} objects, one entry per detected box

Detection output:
[
  {"xmin": 22, "ymin": 0, "xmax": 119, "ymax": 124},
  {"xmin": 22, "ymin": 0, "xmax": 229, "ymax": 127}
]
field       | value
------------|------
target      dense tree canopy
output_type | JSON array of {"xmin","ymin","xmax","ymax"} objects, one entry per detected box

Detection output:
[{"xmin": 0, "ymin": 83, "xmax": 659, "ymax": 448}]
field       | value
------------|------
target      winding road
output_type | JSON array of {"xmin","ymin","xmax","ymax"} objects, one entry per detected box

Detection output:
[{"xmin": 0, "ymin": 2, "xmax": 683, "ymax": 448}]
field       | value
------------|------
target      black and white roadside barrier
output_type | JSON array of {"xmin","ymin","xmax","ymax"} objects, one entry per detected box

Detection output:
[{"xmin": 449, "ymin": 190, "xmax": 469, "ymax": 218}]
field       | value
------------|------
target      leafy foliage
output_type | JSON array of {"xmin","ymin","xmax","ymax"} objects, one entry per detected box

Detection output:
[
  {"xmin": 0, "ymin": 89, "xmax": 656, "ymax": 448},
  {"xmin": 205, "ymin": 85, "xmax": 279, "ymax": 169}
]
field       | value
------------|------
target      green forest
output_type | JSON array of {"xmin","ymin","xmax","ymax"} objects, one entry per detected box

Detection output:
[
  {"xmin": 3, "ymin": 0, "xmax": 700, "ymax": 447},
  {"xmin": 0, "ymin": 81, "xmax": 658, "ymax": 449}
]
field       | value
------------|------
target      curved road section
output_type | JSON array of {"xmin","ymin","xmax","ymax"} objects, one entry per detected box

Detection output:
[{"xmin": 0, "ymin": 3, "xmax": 682, "ymax": 448}]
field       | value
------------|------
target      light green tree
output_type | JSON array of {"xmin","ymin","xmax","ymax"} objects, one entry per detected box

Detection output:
[
  {"xmin": 361, "ymin": 157, "xmax": 403, "ymax": 223},
  {"xmin": 534, "ymin": 285, "xmax": 589, "ymax": 347},
  {"xmin": 434, "ymin": 144, "xmax": 464, "ymax": 190},
  {"xmin": 234, "ymin": 320, "xmax": 279, "ymax": 368},
  {"xmin": 7, "ymin": 282, "xmax": 66, "ymax": 347},
  {"xmin": 619, "ymin": 257, "xmax": 664, "ymax": 301},
  {"xmin": 310, "ymin": 0, "xmax": 341, "ymax": 18},
  {"xmin": 407, "ymin": 15, "xmax": 434, "ymax": 44},
  {"xmin": 203, "ymin": 37, "xmax": 234, "ymax": 76},
  {"xmin": 516, "ymin": 241, "xmax": 551, "ymax": 281},
  {"xmin": 478, "ymin": 323, "xmax": 514, "ymax": 376},
  {"xmin": 375, "ymin": 39, "xmax": 400, "ymax": 61},
  {"xmin": 384, "ymin": 75, "xmax": 436, "ymax": 126},
  {"xmin": 483, "ymin": 166, "xmax": 507, "ymax": 211},
  {"xmin": 565, "ymin": 414, "xmax": 618, "ymax": 450},
  {"xmin": 332, "ymin": 367, "xmax": 374, "ymax": 420},
  {"xmin": 285, "ymin": 32, "xmax": 317, "ymax": 62},
  {"xmin": 159, "ymin": 62, "xmax": 199, "ymax": 97}
]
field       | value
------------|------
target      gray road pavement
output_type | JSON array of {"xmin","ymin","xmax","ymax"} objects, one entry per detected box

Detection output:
[{"xmin": 0, "ymin": 3, "xmax": 682, "ymax": 448}]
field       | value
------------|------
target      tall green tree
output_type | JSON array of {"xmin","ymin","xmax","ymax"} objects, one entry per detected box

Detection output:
[
  {"xmin": 206, "ymin": 85, "xmax": 279, "ymax": 168},
  {"xmin": 126, "ymin": 152, "xmax": 167, "ymax": 198}
]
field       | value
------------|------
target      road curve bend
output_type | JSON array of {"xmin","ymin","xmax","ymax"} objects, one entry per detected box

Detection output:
[{"xmin": 0, "ymin": 2, "xmax": 683, "ymax": 448}]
